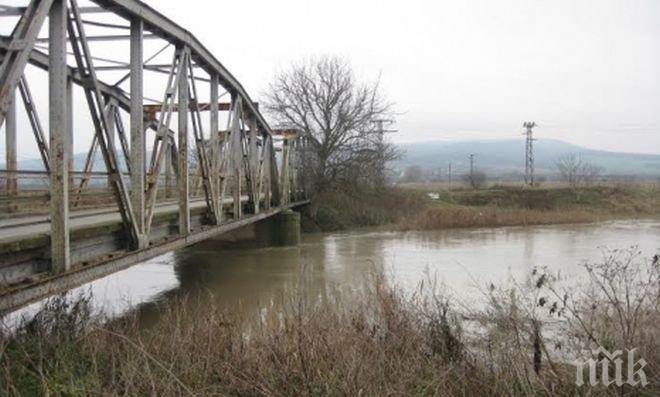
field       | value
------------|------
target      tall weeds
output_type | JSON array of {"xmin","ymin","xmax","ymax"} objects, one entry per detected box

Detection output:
[{"xmin": 0, "ymin": 248, "xmax": 658, "ymax": 396}]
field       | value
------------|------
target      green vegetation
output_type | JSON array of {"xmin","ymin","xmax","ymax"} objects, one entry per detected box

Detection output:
[
  {"xmin": 2, "ymin": 249, "xmax": 658, "ymax": 396},
  {"xmin": 304, "ymin": 183, "xmax": 660, "ymax": 232},
  {"xmin": 400, "ymin": 184, "xmax": 660, "ymax": 230},
  {"xmin": 302, "ymin": 186, "xmax": 427, "ymax": 231}
]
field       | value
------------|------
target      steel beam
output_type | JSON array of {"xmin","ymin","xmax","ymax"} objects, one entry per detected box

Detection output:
[
  {"xmin": 66, "ymin": 0, "xmax": 139, "ymax": 246},
  {"xmin": 88, "ymin": 0, "xmax": 272, "ymax": 137},
  {"xmin": 130, "ymin": 17, "xmax": 146, "ymax": 247},
  {"xmin": 35, "ymin": 33, "xmax": 158, "ymax": 43},
  {"xmin": 5, "ymin": 88, "xmax": 16, "ymax": 195},
  {"xmin": 280, "ymin": 137, "xmax": 290, "ymax": 205},
  {"xmin": 144, "ymin": 46, "xmax": 185, "ymax": 231},
  {"xmin": 258, "ymin": 133, "xmax": 267, "ymax": 209},
  {"xmin": 106, "ymin": 103, "xmax": 115, "ymax": 189},
  {"xmin": 248, "ymin": 116, "xmax": 259, "ymax": 213},
  {"xmin": 269, "ymin": 135, "xmax": 280, "ymax": 206},
  {"xmin": 210, "ymin": 74, "xmax": 219, "ymax": 221},
  {"xmin": 17, "ymin": 76, "xmax": 50, "ymax": 171},
  {"xmin": 112, "ymin": 106, "xmax": 130, "ymax": 172},
  {"xmin": 66, "ymin": 76, "xmax": 73, "ymax": 183},
  {"xmin": 164, "ymin": 144, "xmax": 172, "ymax": 198},
  {"xmin": 0, "ymin": 0, "xmax": 54, "ymax": 129},
  {"xmin": 230, "ymin": 95, "xmax": 242, "ymax": 219},
  {"xmin": 49, "ymin": 0, "xmax": 70, "ymax": 272},
  {"xmin": 0, "ymin": 5, "xmax": 104, "ymax": 16},
  {"xmin": 186, "ymin": 57, "xmax": 219, "ymax": 224},
  {"xmin": 144, "ymin": 102, "xmax": 237, "ymax": 114},
  {"xmin": 177, "ymin": 48, "xmax": 190, "ymax": 234},
  {"xmin": 0, "ymin": 39, "xmax": 132, "ymax": 112},
  {"xmin": 94, "ymin": 63, "xmax": 200, "ymax": 71}
]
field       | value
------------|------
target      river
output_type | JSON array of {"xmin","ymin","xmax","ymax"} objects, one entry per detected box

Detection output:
[{"xmin": 5, "ymin": 218, "xmax": 660, "ymax": 326}]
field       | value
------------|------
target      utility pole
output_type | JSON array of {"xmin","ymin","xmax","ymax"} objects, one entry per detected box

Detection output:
[
  {"xmin": 467, "ymin": 154, "xmax": 477, "ymax": 189},
  {"xmin": 523, "ymin": 121, "xmax": 537, "ymax": 186},
  {"xmin": 372, "ymin": 119, "xmax": 396, "ymax": 186},
  {"xmin": 447, "ymin": 162, "xmax": 452, "ymax": 190}
]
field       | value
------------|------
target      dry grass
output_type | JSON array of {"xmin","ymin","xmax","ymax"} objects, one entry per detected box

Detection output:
[
  {"xmin": 400, "ymin": 205, "xmax": 601, "ymax": 230},
  {"xmin": 399, "ymin": 180, "xmax": 660, "ymax": 192},
  {"xmin": 399, "ymin": 184, "xmax": 660, "ymax": 231},
  {"xmin": 1, "ymin": 248, "xmax": 658, "ymax": 396}
]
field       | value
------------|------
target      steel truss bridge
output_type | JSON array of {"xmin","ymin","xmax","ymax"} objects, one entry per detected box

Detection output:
[{"xmin": 0, "ymin": 0, "xmax": 310, "ymax": 314}]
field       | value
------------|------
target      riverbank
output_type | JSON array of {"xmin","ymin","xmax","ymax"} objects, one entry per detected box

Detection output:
[
  {"xmin": 302, "ymin": 186, "xmax": 427, "ymax": 231},
  {"xmin": 2, "ymin": 248, "xmax": 658, "ymax": 396},
  {"xmin": 399, "ymin": 184, "xmax": 660, "ymax": 230},
  {"xmin": 303, "ymin": 184, "xmax": 660, "ymax": 233}
]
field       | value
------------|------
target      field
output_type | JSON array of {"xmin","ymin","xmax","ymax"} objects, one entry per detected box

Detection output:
[{"xmin": 398, "ymin": 183, "xmax": 660, "ymax": 230}]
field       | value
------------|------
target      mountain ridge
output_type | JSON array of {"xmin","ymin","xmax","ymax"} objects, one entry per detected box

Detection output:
[
  {"xmin": 396, "ymin": 138, "xmax": 660, "ymax": 176},
  {"xmin": 4, "ymin": 139, "xmax": 660, "ymax": 177}
]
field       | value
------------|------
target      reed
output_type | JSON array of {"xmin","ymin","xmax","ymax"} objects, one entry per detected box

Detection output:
[{"xmin": 1, "ymin": 249, "xmax": 658, "ymax": 396}]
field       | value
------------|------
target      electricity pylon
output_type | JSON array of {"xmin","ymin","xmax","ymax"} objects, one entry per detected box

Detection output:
[
  {"xmin": 373, "ymin": 119, "xmax": 397, "ymax": 185},
  {"xmin": 523, "ymin": 122, "xmax": 537, "ymax": 186}
]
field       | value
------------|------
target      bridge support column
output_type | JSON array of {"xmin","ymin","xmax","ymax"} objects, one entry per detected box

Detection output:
[
  {"xmin": 66, "ymin": 76, "xmax": 74, "ymax": 187},
  {"xmin": 230, "ymin": 94, "xmax": 242, "ymax": 219},
  {"xmin": 177, "ymin": 48, "xmax": 190, "ymax": 234},
  {"xmin": 49, "ymin": 0, "xmax": 70, "ymax": 272},
  {"xmin": 5, "ymin": 88, "xmax": 16, "ymax": 197},
  {"xmin": 254, "ymin": 210, "xmax": 300, "ymax": 247},
  {"xmin": 130, "ymin": 18, "xmax": 147, "ymax": 248},
  {"xmin": 248, "ymin": 116, "xmax": 259, "ymax": 214},
  {"xmin": 209, "ymin": 74, "xmax": 220, "ymax": 222}
]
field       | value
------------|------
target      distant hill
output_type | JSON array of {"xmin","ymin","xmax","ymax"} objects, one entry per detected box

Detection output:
[
  {"xmin": 5, "ymin": 138, "xmax": 660, "ymax": 178},
  {"xmin": 396, "ymin": 139, "xmax": 660, "ymax": 177},
  {"xmin": 5, "ymin": 152, "xmax": 130, "ymax": 172}
]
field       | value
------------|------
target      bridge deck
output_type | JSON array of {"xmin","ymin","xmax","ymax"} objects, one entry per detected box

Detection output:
[
  {"xmin": 0, "ymin": 198, "xmax": 230, "ymax": 242},
  {"xmin": 1, "ymin": 199, "xmax": 196, "ymax": 240}
]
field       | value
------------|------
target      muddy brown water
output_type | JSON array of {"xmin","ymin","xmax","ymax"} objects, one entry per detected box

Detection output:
[{"xmin": 5, "ymin": 218, "xmax": 660, "ymax": 326}]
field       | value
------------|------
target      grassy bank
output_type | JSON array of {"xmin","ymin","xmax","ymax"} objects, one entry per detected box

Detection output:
[
  {"xmin": 302, "ymin": 186, "xmax": 426, "ymax": 231},
  {"xmin": 1, "ymin": 249, "xmax": 658, "ymax": 395},
  {"xmin": 303, "ymin": 184, "xmax": 659, "ymax": 232},
  {"xmin": 400, "ymin": 184, "xmax": 660, "ymax": 230}
]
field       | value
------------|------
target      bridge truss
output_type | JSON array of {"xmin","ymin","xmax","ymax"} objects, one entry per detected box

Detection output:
[{"xmin": 0, "ymin": 0, "xmax": 309, "ymax": 312}]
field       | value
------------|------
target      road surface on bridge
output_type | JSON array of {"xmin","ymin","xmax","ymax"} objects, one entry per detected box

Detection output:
[{"xmin": 0, "ymin": 197, "xmax": 247, "ymax": 243}]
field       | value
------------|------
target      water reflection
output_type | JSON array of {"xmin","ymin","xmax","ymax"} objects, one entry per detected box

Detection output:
[{"xmin": 4, "ymin": 219, "xmax": 660, "ymax": 327}]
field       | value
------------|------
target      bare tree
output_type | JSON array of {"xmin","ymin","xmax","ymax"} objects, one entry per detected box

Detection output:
[
  {"xmin": 263, "ymin": 56, "xmax": 398, "ymax": 192},
  {"xmin": 581, "ymin": 162, "xmax": 604, "ymax": 186},
  {"xmin": 555, "ymin": 154, "xmax": 604, "ymax": 188},
  {"xmin": 401, "ymin": 165, "xmax": 424, "ymax": 183},
  {"xmin": 555, "ymin": 154, "xmax": 581, "ymax": 187}
]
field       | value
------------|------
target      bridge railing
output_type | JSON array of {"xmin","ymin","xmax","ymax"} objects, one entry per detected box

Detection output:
[{"xmin": 0, "ymin": 0, "xmax": 309, "ymax": 278}]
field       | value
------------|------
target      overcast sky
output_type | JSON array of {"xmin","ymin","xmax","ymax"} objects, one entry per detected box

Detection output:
[
  {"xmin": 3, "ymin": 0, "xmax": 660, "ymax": 160},
  {"xmin": 142, "ymin": 0, "xmax": 660, "ymax": 154}
]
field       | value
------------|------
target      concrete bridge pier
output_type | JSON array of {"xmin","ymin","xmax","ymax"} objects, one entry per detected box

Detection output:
[
  {"xmin": 202, "ymin": 210, "xmax": 301, "ymax": 248},
  {"xmin": 256, "ymin": 210, "xmax": 301, "ymax": 247}
]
